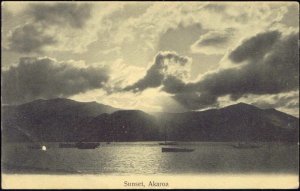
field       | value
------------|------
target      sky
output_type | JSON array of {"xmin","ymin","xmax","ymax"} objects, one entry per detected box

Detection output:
[{"xmin": 1, "ymin": 2, "xmax": 299, "ymax": 117}]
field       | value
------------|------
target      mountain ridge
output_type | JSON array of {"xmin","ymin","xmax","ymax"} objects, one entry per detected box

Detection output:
[
  {"xmin": 2, "ymin": 98, "xmax": 298, "ymax": 118},
  {"xmin": 2, "ymin": 98, "xmax": 299, "ymax": 142}
]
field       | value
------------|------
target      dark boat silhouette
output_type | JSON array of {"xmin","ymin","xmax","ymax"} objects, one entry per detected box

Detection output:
[
  {"xmin": 28, "ymin": 144, "xmax": 47, "ymax": 151},
  {"xmin": 59, "ymin": 143, "xmax": 77, "ymax": 148},
  {"xmin": 159, "ymin": 142, "xmax": 178, "ymax": 145},
  {"xmin": 159, "ymin": 124, "xmax": 194, "ymax": 152},
  {"xmin": 231, "ymin": 117, "xmax": 262, "ymax": 149},
  {"xmin": 74, "ymin": 126, "xmax": 101, "ymax": 149},
  {"xmin": 75, "ymin": 142, "xmax": 100, "ymax": 149},
  {"xmin": 162, "ymin": 147, "xmax": 194, "ymax": 152},
  {"xmin": 27, "ymin": 128, "xmax": 47, "ymax": 150}
]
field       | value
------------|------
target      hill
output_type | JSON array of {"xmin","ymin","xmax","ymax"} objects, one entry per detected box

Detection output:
[{"xmin": 2, "ymin": 99, "xmax": 298, "ymax": 142}]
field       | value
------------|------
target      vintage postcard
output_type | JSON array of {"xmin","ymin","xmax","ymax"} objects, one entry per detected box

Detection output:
[{"xmin": 1, "ymin": 1, "xmax": 299, "ymax": 189}]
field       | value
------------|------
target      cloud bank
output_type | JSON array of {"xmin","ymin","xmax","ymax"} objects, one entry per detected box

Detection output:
[
  {"xmin": 123, "ymin": 30, "xmax": 299, "ymax": 111},
  {"xmin": 27, "ymin": 3, "xmax": 92, "ymax": 28},
  {"xmin": 123, "ymin": 51, "xmax": 191, "ymax": 92},
  {"xmin": 175, "ymin": 31, "xmax": 299, "ymax": 109},
  {"xmin": 4, "ymin": 3, "xmax": 121, "ymax": 54},
  {"xmin": 7, "ymin": 23, "xmax": 57, "ymax": 54},
  {"xmin": 2, "ymin": 57, "xmax": 109, "ymax": 104}
]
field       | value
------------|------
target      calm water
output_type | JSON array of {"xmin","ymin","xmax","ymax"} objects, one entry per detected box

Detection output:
[{"xmin": 2, "ymin": 142, "xmax": 299, "ymax": 175}]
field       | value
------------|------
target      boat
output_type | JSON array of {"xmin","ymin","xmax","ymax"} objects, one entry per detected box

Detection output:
[
  {"xmin": 159, "ymin": 142, "xmax": 178, "ymax": 145},
  {"xmin": 28, "ymin": 144, "xmax": 47, "ymax": 151},
  {"xmin": 231, "ymin": 118, "xmax": 262, "ymax": 149},
  {"xmin": 159, "ymin": 124, "xmax": 178, "ymax": 145},
  {"xmin": 27, "ymin": 131, "xmax": 47, "ymax": 151},
  {"xmin": 232, "ymin": 142, "xmax": 261, "ymax": 149},
  {"xmin": 162, "ymin": 147, "xmax": 194, "ymax": 152},
  {"xmin": 75, "ymin": 142, "xmax": 100, "ymax": 149},
  {"xmin": 159, "ymin": 124, "xmax": 194, "ymax": 152},
  {"xmin": 59, "ymin": 143, "xmax": 76, "ymax": 148}
]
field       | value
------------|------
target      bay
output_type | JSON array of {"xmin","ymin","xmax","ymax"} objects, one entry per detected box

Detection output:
[{"xmin": 2, "ymin": 142, "xmax": 298, "ymax": 175}]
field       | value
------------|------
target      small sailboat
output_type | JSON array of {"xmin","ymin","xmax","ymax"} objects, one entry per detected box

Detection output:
[
  {"xmin": 28, "ymin": 144, "xmax": 47, "ymax": 151},
  {"xmin": 159, "ymin": 125, "xmax": 178, "ymax": 145},
  {"xmin": 28, "ymin": 130, "xmax": 48, "ymax": 150},
  {"xmin": 160, "ymin": 124, "xmax": 194, "ymax": 152},
  {"xmin": 159, "ymin": 142, "xmax": 178, "ymax": 145},
  {"xmin": 232, "ymin": 118, "xmax": 261, "ymax": 149}
]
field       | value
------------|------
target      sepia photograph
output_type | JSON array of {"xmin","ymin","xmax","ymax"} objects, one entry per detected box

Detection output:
[{"xmin": 1, "ymin": 1, "xmax": 299, "ymax": 189}]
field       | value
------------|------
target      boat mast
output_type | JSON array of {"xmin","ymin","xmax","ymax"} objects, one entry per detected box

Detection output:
[{"xmin": 164, "ymin": 124, "xmax": 167, "ymax": 143}]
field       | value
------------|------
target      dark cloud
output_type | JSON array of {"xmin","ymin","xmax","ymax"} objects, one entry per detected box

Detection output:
[
  {"xmin": 2, "ymin": 57, "xmax": 109, "ymax": 104},
  {"xmin": 172, "ymin": 30, "xmax": 299, "ymax": 110},
  {"xmin": 128, "ymin": 30, "xmax": 298, "ymax": 111},
  {"xmin": 191, "ymin": 28, "xmax": 236, "ymax": 54},
  {"xmin": 123, "ymin": 52, "xmax": 190, "ymax": 92},
  {"xmin": 28, "ymin": 3, "xmax": 92, "ymax": 28},
  {"xmin": 198, "ymin": 35, "xmax": 229, "ymax": 46},
  {"xmin": 229, "ymin": 31, "xmax": 281, "ymax": 63},
  {"xmin": 6, "ymin": 3, "xmax": 92, "ymax": 54},
  {"xmin": 7, "ymin": 23, "xmax": 56, "ymax": 54},
  {"xmin": 161, "ymin": 75, "xmax": 186, "ymax": 94},
  {"xmin": 195, "ymin": 29, "xmax": 234, "ymax": 47}
]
